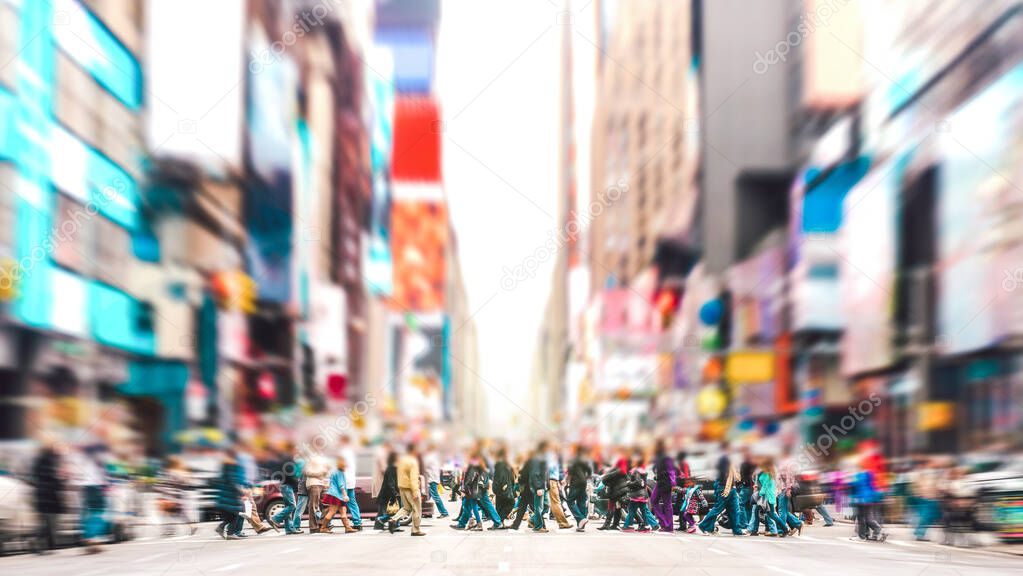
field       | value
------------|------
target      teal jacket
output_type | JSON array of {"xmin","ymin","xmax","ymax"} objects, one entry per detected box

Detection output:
[
  {"xmin": 326, "ymin": 469, "xmax": 350, "ymax": 502},
  {"xmin": 756, "ymin": 471, "xmax": 777, "ymax": 508}
]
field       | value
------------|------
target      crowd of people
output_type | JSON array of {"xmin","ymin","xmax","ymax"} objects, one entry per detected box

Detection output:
[{"xmin": 15, "ymin": 434, "xmax": 994, "ymax": 553}]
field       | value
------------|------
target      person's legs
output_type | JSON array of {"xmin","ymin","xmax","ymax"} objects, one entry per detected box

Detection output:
[
  {"xmin": 346, "ymin": 489, "xmax": 362, "ymax": 527},
  {"xmin": 429, "ymin": 482, "xmax": 449, "ymax": 516},
  {"xmin": 272, "ymin": 485, "xmax": 296, "ymax": 528},
  {"xmin": 914, "ymin": 498, "xmax": 936, "ymax": 539},
  {"xmin": 406, "ymin": 488, "xmax": 422, "ymax": 532},
  {"xmin": 764, "ymin": 503, "xmax": 786, "ymax": 535},
  {"xmin": 747, "ymin": 503, "xmax": 761, "ymax": 533},
  {"xmin": 698, "ymin": 483, "xmax": 726, "ymax": 533},
  {"xmin": 778, "ymin": 494, "xmax": 802, "ymax": 531},
  {"xmin": 642, "ymin": 503, "xmax": 658, "ymax": 530},
  {"xmin": 651, "ymin": 485, "xmax": 673, "ymax": 531},
  {"xmin": 622, "ymin": 501, "xmax": 638, "ymax": 529},
  {"xmin": 566, "ymin": 487, "xmax": 585, "ymax": 522},
  {"xmin": 480, "ymin": 491, "xmax": 502, "ymax": 525},
  {"xmin": 816, "ymin": 503, "xmax": 835, "ymax": 526},
  {"xmin": 725, "ymin": 490, "xmax": 744, "ymax": 534},
  {"xmin": 307, "ymin": 486, "xmax": 323, "ymax": 532},
  {"xmin": 548, "ymin": 480, "xmax": 570, "ymax": 528},
  {"xmin": 735, "ymin": 486, "xmax": 750, "ymax": 529},
  {"xmin": 865, "ymin": 503, "xmax": 883, "ymax": 539},
  {"xmin": 291, "ymin": 494, "xmax": 308, "ymax": 532},
  {"xmin": 321, "ymin": 503, "xmax": 339, "ymax": 531},
  {"xmin": 530, "ymin": 492, "xmax": 546, "ymax": 530}
]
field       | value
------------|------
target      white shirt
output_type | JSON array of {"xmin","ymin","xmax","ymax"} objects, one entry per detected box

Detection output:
[
  {"xmin": 423, "ymin": 452, "xmax": 441, "ymax": 484},
  {"xmin": 339, "ymin": 445, "xmax": 356, "ymax": 486}
]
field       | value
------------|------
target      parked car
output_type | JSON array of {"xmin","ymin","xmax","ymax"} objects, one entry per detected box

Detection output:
[{"xmin": 966, "ymin": 455, "xmax": 1023, "ymax": 540}]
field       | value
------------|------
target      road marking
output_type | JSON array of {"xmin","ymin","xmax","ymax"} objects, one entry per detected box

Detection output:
[
  {"xmin": 707, "ymin": 547, "xmax": 728, "ymax": 556},
  {"xmin": 213, "ymin": 563, "xmax": 244, "ymax": 572},
  {"xmin": 888, "ymin": 539, "xmax": 914, "ymax": 547},
  {"xmin": 766, "ymin": 566, "xmax": 802, "ymax": 576}
]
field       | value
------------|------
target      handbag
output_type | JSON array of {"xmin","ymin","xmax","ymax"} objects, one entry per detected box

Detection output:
[{"xmin": 385, "ymin": 499, "xmax": 400, "ymax": 516}]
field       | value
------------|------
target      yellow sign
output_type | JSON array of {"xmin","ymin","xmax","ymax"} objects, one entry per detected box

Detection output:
[
  {"xmin": 725, "ymin": 351, "xmax": 775, "ymax": 384},
  {"xmin": 918, "ymin": 402, "xmax": 955, "ymax": 431}
]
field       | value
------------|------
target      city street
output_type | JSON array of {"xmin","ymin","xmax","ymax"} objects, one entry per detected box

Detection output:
[{"xmin": 2, "ymin": 509, "xmax": 1019, "ymax": 576}]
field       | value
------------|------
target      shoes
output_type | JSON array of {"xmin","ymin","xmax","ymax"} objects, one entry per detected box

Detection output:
[
  {"xmin": 533, "ymin": 528, "xmax": 548, "ymax": 533},
  {"xmin": 411, "ymin": 531, "xmax": 426, "ymax": 536},
  {"xmin": 578, "ymin": 518, "xmax": 588, "ymax": 530},
  {"xmin": 686, "ymin": 528, "xmax": 696, "ymax": 534},
  {"xmin": 438, "ymin": 514, "xmax": 449, "ymax": 519},
  {"xmin": 215, "ymin": 525, "xmax": 226, "ymax": 540},
  {"xmin": 388, "ymin": 521, "xmax": 398, "ymax": 534},
  {"xmin": 823, "ymin": 523, "xmax": 834, "ymax": 527},
  {"xmin": 266, "ymin": 518, "xmax": 282, "ymax": 532},
  {"xmin": 257, "ymin": 526, "xmax": 272, "ymax": 534},
  {"xmin": 488, "ymin": 524, "xmax": 503, "ymax": 531},
  {"xmin": 471, "ymin": 525, "xmax": 484, "ymax": 532},
  {"xmin": 345, "ymin": 528, "xmax": 358, "ymax": 534},
  {"xmin": 451, "ymin": 525, "xmax": 466, "ymax": 530},
  {"xmin": 637, "ymin": 528, "xmax": 651, "ymax": 533},
  {"xmin": 622, "ymin": 528, "xmax": 637, "ymax": 532},
  {"xmin": 285, "ymin": 530, "xmax": 304, "ymax": 535}
]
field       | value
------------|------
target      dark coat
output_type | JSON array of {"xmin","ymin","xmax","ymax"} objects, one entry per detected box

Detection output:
[
  {"xmin": 377, "ymin": 464, "xmax": 399, "ymax": 505},
  {"xmin": 215, "ymin": 461, "xmax": 245, "ymax": 513},
  {"xmin": 31, "ymin": 449, "xmax": 65, "ymax": 515},
  {"xmin": 527, "ymin": 456, "xmax": 547, "ymax": 492},
  {"xmin": 493, "ymin": 461, "xmax": 515, "ymax": 498}
]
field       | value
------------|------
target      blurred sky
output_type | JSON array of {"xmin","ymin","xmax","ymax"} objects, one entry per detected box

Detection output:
[{"xmin": 438, "ymin": 0, "xmax": 595, "ymax": 431}]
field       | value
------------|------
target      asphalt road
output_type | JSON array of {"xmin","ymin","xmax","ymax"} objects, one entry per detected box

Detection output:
[{"xmin": 2, "ymin": 505, "xmax": 1019, "ymax": 575}]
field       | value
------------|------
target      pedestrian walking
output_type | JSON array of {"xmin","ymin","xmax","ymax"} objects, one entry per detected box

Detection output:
[
  {"xmin": 542, "ymin": 441, "xmax": 572, "ymax": 529},
  {"xmin": 304, "ymin": 454, "xmax": 330, "ymax": 533},
  {"xmin": 651, "ymin": 440, "xmax": 677, "ymax": 532},
  {"xmin": 337, "ymin": 435, "xmax": 362, "ymax": 530},
  {"xmin": 373, "ymin": 451, "xmax": 400, "ymax": 530},
  {"xmin": 388, "ymin": 443, "xmax": 425, "ymax": 536},
  {"xmin": 268, "ymin": 443, "xmax": 304, "ymax": 534},
  {"xmin": 214, "ymin": 450, "xmax": 246, "ymax": 540},
  {"xmin": 30, "ymin": 443, "xmax": 65, "ymax": 553},
  {"xmin": 320, "ymin": 455, "xmax": 357, "ymax": 534},
  {"xmin": 566, "ymin": 444, "xmax": 592, "ymax": 531},
  {"xmin": 679, "ymin": 476, "xmax": 707, "ymax": 533},
  {"xmin": 697, "ymin": 445, "xmax": 745, "ymax": 536},
  {"xmin": 423, "ymin": 443, "xmax": 450, "ymax": 518},
  {"xmin": 452, "ymin": 453, "xmax": 487, "ymax": 531},
  {"xmin": 493, "ymin": 447, "xmax": 517, "ymax": 521}
]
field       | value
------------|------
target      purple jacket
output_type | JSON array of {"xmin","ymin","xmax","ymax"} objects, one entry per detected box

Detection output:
[{"xmin": 655, "ymin": 455, "xmax": 677, "ymax": 488}]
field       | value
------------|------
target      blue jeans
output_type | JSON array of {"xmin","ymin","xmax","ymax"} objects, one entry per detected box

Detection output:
[
  {"xmin": 531, "ymin": 492, "xmax": 546, "ymax": 530},
  {"xmin": 698, "ymin": 483, "xmax": 742, "ymax": 534},
  {"xmin": 777, "ymin": 494, "xmax": 802, "ymax": 530},
  {"xmin": 480, "ymin": 491, "xmax": 501, "ymax": 524},
  {"xmin": 458, "ymin": 498, "xmax": 482, "ymax": 527},
  {"xmin": 622, "ymin": 501, "xmax": 657, "ymax": 529},
  {"xmin": 736, "ymin": 486, "xmax": 752, "ymax": 528},
  {"xmin": 273, "ymin": 485, "xmax": 298, "ymax": 532},
  {"xmin": 913, "ymin": 498, "xmax": 940, "ymax": 539},
  {"xmin": 292, "ymin": 494, "xmax": 308, "ymax": 532},
  {"xmin": 566, "ymin": 486, "xmax": 588, "ymax": 522},
  {"xmin": 747, "ymin": 503, "xmax": 779, "ymax": 534},
  {"xmin": 816, "ymin": 504, "xmax": 834, "ymax": 525},
  {"xmin": 346, "ymin": 488, "xmax": 361, "ymax": 526},
  {"xmin": 429, "ymin": 481, "xmax": 449, "ymax": 516}
]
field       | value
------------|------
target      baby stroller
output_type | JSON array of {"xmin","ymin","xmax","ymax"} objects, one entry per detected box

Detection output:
[{"xmin": 941, "ymin": 491, "xmax": 976, "ymax": 547}]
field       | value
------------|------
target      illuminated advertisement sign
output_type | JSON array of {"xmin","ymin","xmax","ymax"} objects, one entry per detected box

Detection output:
[{"xmin": 391, "ymin": 197, "xmax": 446, "ymax": 311}]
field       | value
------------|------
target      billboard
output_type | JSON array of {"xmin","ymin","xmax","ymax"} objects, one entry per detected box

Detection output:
[{"xmin": 391, "ymin": 197, "xmax": 447, "ymax": 311}]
